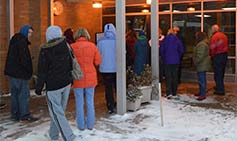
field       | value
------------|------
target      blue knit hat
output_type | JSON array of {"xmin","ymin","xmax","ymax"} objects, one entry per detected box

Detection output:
[
  {"xmin": 19, "ymin": 25, "xmax": 33, "ymax": 38},
  {"xmin": 46, "ymin": 26, "xmax": 62, "ymax": 42},
  {"xmin": 138, "ymin": 30, "xmax": 145, "ymax": 36}
]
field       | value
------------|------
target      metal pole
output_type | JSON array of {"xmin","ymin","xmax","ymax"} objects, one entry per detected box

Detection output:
[
  {"xmin": 158, "ymin": 83, "xmax": 164, "ymax": 127},
  {"xmin": 48, "ymin": 0, "xmax": 54, "ymax": 26},
  {"xmin": 8, "ymin": 0, "xmax": 14, "ymax": 40},
  {"xmin": 116, "ymin": 0, "xmax": 126, "ymax": 114},
  {"xmin": 151, "ymin": 0, "xmax": 159, "ymax": 100},
  {"xmin": 151, "ymin": 0, "xmax": 159, "ymax": 78}
]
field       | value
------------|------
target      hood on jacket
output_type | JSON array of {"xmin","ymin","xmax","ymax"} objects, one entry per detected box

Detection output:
[
  {"xmin": 19, "ymin": 25, "xmax": 33, "ymax": 38},
  {"xmin": 46, "ymin": 26, "xmax": 62, "ymax": 42},
  {"xmin": 103, "ymin": 23, "xmax": 116, "ymax": 39}
]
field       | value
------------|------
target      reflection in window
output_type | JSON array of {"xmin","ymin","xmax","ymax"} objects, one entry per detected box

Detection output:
[
  {"xmin": 204, "ymin": 0, "xmax": 236, "ymax": 10},
  {"xmin": 204, "ymin": 12, "xmax": 236, "ymax": 74},
  {"xmin": 159, "ymin": 4, "xmax": 169, "ymax": 12},
  {"xmin": 173, "ymin": 14, "xmax": 201, "ymax": 70},
  {"xmin": 159, "ymin": 14, "xmax": 170, "ymax": 35},
  {"xmin": 173, "ymin": 2, "xmax": 201, "ymax": 12}
]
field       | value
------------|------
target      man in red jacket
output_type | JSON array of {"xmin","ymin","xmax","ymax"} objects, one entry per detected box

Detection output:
[{"xmin": 210, "ymin": 24, "xmax": 229, "ymax": 95}]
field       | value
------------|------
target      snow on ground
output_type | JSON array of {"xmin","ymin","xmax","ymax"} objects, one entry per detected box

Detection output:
[{"xmin": 2, "ymin": 94, "xmax": 237, "ymax": 141}]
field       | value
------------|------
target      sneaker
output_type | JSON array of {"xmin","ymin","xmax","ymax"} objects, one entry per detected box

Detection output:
[
  {"xmin": 172, "ymin": 95, "xmax": 180, "ymax": 100},
  {"xmin": 213, "ymin": 91, "xmax": 225, "ymax": 96},
  {"xmin": 194, "ymin": 93, "xmax": 200, "ymax": 97},
  {"xmin": 166, "ymin": 95, "xmax": 172, "ymax": 99},
  {"xmin": 19, "ymin": 116, "xmax": 39, "ymax": 123},
  {"xmin": 0, "ymin": 103, "xmax": 6, "ymax": 109},
  {"xmin": 196, "ymin": 96, "xmax": 206, "ymax": 101},
  {"xmin": 108, "ymin": 110, "xmax": 114, "ymax": 114}
]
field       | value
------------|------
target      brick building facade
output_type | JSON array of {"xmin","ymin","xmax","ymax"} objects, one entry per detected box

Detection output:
[{"xmin": 0, "ymin": 0, "xmax": 102, "ymax": 93}]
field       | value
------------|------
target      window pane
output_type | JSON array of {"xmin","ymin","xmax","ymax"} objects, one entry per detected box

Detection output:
[
  {"xmin": 159, "ymin": 14, "xmax": 170, "ymax": 35},
  {"xmin": 204, "ymin": 12, "xmax": 236, "ymax": 74},
  {"xmin": 204, "ymin": 0, "xmax": 236, "ymax": 10},
  {"xmin": 159, "ymin": 4, "xmax": 170, "ymax": 12},
  {"xmin": 173, "ymin": 14, "xmax": 201, "ymax": 71},
  {"xmin": 173, "ymin": 2, "xmax": 201, "ymax": 12}
]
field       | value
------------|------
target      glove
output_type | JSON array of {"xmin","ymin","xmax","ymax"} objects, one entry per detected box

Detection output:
[{"xmin": 35, "ymin": 89, "xmax": 42, "ymax": 95}]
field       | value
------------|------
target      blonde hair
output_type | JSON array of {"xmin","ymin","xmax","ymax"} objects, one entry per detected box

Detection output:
[{"xmin": 74, "ymin": 28, "xmax": 91, "ymax": 40}]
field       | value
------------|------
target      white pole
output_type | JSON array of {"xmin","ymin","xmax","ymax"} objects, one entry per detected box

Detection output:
[
  {"xmin": 116, "ymin": 0, "xmax": 126, "ymax": 115},
  {"xmin": 158, "ymin": 83, "xmax": 164, "ymax": 127}
]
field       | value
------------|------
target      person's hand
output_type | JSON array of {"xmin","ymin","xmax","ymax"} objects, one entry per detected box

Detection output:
[{"xmin": 35, "ymin": 89, "xmax": 42, "ymax": 95}]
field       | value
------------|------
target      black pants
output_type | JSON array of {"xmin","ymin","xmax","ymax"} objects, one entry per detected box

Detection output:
[
  {"xmin": 164, "ymin": 64, "xmax": 179, "ymax": 96},
  {"xmin": 101, "ymin": 73, "xmax": 116, "ymax": 112},
  {"xmin": 212, "ymin": 53, "xmax": 227, "ymax": 92}
]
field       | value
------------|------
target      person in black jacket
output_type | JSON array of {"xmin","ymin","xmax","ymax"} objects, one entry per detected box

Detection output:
[
  {"xmin": 35, "ymin": 26, "xmax": 77, "ymax": 141},
  {"xmin": 4, "ymin": 25, "xmax": 38, "ymax": 122}
]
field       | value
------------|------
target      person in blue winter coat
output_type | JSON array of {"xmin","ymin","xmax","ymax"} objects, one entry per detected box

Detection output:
[
  {"xmin": 97, "ymin": 23, "xmax": 117, "ymax": 114},
  {"xmin": 160, "ymin": 28, "xmax": 184, "ymax": 99},
  {"xmin": 134, "ymin": 31, "xmax": 150, "ymax": 76}
]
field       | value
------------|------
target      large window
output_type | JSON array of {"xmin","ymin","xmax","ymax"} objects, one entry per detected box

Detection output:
[
  {"xmin": 204, "ymin": 12, "xmax": 236, "ymax": 74},
  {"xmin": 173, "ymin": 13, "xmax": 201, "ymax": 70}
]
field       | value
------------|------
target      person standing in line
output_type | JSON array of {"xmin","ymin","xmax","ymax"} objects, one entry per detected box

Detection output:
[
  {"xmin": 4, "ymin": 25, "xmax": 38, "ymax": 122},
  {"xmin": 134, "ymin": 30, "xmax": 150, "ymax": 76},
  {"xmin": 35, "ymin": 26, "xmax": 78, "ymax": 141},
  {"xmin": 71, "ymin": 28, "xmax": 102, "ymax": 130},
  {"xmin": 64, "ymin": 28, "xmax": 75, "ymax": 44},
  {"xmin": 160, "ymin": 29, "xmax": 184, "ymax": 99},
  {"xmin": 126, "ymin": 28, "xmax": 137, "ymax": 67},
  {"xmin": 210, "ymin": 24, "xmax": 229, "ymax": 95},
  {"xmin": 97, "ymin": 23, "xmax": 117, "ymax": 114},
  {"xmin": 149, "ymin": 28, "xmax": 165, "ymax": 82},
  {"xmin": 193, "ymin": 32, "xmax": 211, "ymax": 101},
  {"xmin": 173, "ymin": 26, "xmax": 184, "ymax": 84}
]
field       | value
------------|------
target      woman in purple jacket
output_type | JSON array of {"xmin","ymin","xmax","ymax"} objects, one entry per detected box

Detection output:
[{"xmin": 160, "ymin": 29, "xmax": 184, "ymax": 99}]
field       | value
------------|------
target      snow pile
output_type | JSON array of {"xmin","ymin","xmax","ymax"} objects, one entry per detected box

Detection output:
[{"xmin": 2, "ymin": 95, "xmax": 237, "ymax": 141}]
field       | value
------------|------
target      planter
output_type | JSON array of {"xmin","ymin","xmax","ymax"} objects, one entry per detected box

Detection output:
[
  {"xmin": 138, "ymin": 86, "xmax": 152, "ymax": 103},
  {"xmin": 127, "ymin": 97, "xmax": 141, "ymax": 111}
]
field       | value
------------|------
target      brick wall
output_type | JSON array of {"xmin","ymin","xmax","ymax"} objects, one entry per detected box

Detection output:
[
  {"xmin": 0, "ymin": 0, "xmax": 102, "ymax": 93},
  {"xmin": 55, "ymin": 0, "xmax": 102, "ymax": 43},
  {"xmin": 0, "ymin": 0, "xmax": 8, "ymax": 92}
]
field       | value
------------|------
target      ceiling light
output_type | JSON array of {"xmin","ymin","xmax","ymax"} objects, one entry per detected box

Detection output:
[
  {"xmin": 187, "ymin": 7, "xmax": 195, "ymax": 11},
  {"xmin": 92, "ymin": 1, "xmax": 102, "ymax": 8},
  {"xmin": 222, "ymin": 7, "xmax": 236, "ymax": 10},
  {"xmin": 195, "ymin": 14, "xmax": 211, "ymax": 18},
  {"xmin": 146, "ymin": 0, "xmax": 151, "ymax": 5},
  {"xmin": 142, "ymin": 9, "xmax": 149, "ymax": 13}
]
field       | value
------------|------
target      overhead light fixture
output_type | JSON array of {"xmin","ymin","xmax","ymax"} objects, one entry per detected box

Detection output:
[
  {"xmin": 146, "ymin": 0, "xmax": 151, "ymax": 5},
  {"xmin": 187, "ymin": 7, "xmax": 195, "ymax": 11},
  {"xmin": 141, "ymin": 9, "xmax": 149, "ymax": 13},
  {"xmin": 92, "ymin": 1, "xmax": 102, "ymax": 8},
  {"xmin": 222, "ymin": 7, "xmax": 236, "ymax": 10},
  {"xmin": 195, "ymin": 14, "xmax": 211, "ymax": 18}
]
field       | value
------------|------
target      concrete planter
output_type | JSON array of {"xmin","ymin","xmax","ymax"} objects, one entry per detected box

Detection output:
[
  {"xmin": 138, "ymin": 86, "xmax": 152, "ymax": 103},
  {"xmin": 127, "ymin": 97, "xmax": 141, "ymax": 111}
]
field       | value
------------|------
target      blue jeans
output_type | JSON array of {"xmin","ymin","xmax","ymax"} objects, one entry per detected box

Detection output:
[
  {"xmin": 74, "ymin": 87, "xmax": 95, "ymax": 129},
  {"xmin": 9, "ymin": 77, "xmax": 30, "ymax": 120},
  {"xmin": 197, "ymin": 72, "xmax": 206, "ymax": 97},
  {"xmin": 213, "ymin": 53, "xmax": 227, "ymax": 92},
  {"xmin": 46, "ymin": 84, "xmax": 76, "ymax": 141}
]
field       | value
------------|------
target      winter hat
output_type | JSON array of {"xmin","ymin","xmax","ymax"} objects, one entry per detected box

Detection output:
[
  {"xmin": 138, "ymin": 30, "xmax": 145, "ymax": 36},
  {"xmin": 19, "ymin": 25, "xmax": 33, "ymax": 38},
  {"xmin": 46, "ymin": 26, "xmax": 62, "ymax": 42}
]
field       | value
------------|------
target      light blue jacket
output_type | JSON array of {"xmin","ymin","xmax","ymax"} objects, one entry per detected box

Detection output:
[{"xmin": 97, "ymin": 23, "xmax": 116, "ymax": 73}]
